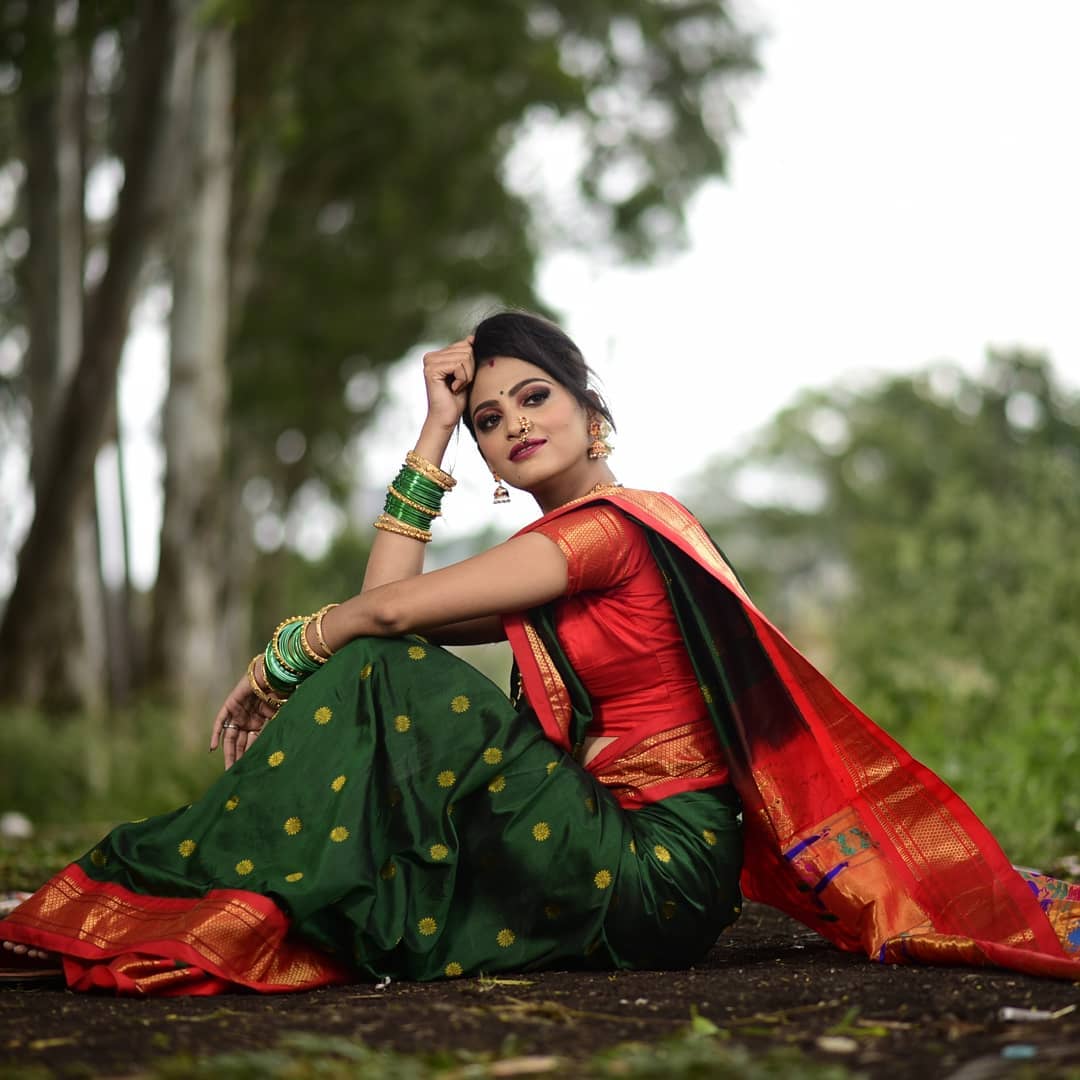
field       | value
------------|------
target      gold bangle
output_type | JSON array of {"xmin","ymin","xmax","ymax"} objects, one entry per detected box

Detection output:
[
  {"xmin": 373, "ymin": 512, "xmax": 432, "ymax": 543},
  {"xmin": 247, "ymin": 655, "xmax": 287, "ymax": 708},
  {"xmin": 387, "ymin": 484, "xmax": 442, "ymax": 519},
  {"xmin": 300, "ymin": 610, "xmax": 331, "ymax": 663},
  {"xmin": 405, "ymin": 450, "xmax": 456, "ymax": 491},
  {"xmin": 313, "ymin": 603, "xmax": 339, "ymax": 659},
  {"xmin": 271, "ymin": 616, "xmax": 306, "ymax": 676}
]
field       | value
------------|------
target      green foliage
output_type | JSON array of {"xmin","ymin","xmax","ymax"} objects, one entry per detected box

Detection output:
[
  {"xmin": 226, "ymin": 0, "xmax": 759, "ymax": 508},
  {"xmin": 0, "ymin": 705, "xmax": 221, "ymax": 830},
  {"xmin": 690, "ymin": 352, "xmax": 1080, "ymax": 864}
]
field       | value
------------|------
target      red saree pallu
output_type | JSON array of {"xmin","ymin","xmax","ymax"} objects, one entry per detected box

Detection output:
[{"xmin": 506, "ymin": 489, "xmax": 1080, "ymax": 980}]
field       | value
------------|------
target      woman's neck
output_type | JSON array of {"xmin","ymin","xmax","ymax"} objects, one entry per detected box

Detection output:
[{"xmin": 531, "ymin": 463, "xmax": 619, "ymax": 514}]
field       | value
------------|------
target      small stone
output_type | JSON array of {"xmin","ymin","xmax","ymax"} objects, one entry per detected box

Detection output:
[{"xmin": 816, "ymin": 1036, "xmax": 858, "ymax": 1054}]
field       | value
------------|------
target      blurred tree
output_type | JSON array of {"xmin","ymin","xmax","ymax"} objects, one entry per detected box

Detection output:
[
  {"xmin": 0, "ymin": 0, "xmax": 759, "ymax": 718},
  {"xmin": 689, "ymin": 352, "xmax": 1080, "ymax": 858}
]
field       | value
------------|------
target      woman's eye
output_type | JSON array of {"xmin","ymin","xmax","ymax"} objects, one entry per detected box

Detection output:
[
  {"xmin": 477, "ymin": 413, "xmax": 500, "ymax": 432},
  {"xmin": 522, "ymin": 388, "xmax": 549, "ymax": 407}
]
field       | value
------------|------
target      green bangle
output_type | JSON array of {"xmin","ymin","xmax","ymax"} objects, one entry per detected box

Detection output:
[
  {"xmin": 263, "ymin": 643, "xmax": 299, "ymax": 692},
  {"xmin": 384, "ymin": 494, "xmax": 435, "ymax": 531},
  {"xmin": 394, "ymin": 467, "xmax": 445, "ymax": 511}
]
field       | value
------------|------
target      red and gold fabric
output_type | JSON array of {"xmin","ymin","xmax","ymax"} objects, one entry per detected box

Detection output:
[{"xmin": 506, "ymin": 488, "xmax": 1080, "ymax": 979}]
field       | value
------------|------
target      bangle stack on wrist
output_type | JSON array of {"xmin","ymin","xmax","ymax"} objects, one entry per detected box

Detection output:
[
  {"xmin": 260, "ymin": 603, "xmax": 339, "ymax": 695},
  {"xmin": 374, "ymin": 451, "xmax": 456, "ymax": 543}
]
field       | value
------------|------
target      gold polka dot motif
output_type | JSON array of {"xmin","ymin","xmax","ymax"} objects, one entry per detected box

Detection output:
[
  {"xmin": 488, "ymin": 775, "xmax": 506, "ymax": 794},
  {"xmin": 314, "ymin": 706, "xmax": 332, "ymax": 725},
  {"xmin": 444, "ymin": 961, "xmax": 463, "ymax": 977},
  {"xmin": 482, "ymin": 746, "xmax": 502, "ymax": 765},
  {"xmin": 450, "ymin": 695, "xmax": 470, "ymax": 714},
  {"xmin": 330, "ymin": 826, "xmax": 350, "ymax": 843},
  {"xmin": 532, "ymin": 821, "xmax": 551, "ymax": 842},
  {"xmin": 359, "ymin": 663, "xmax": 373, "ymax": 680},
  {"xmin": 284, "ymin": 817, "xmax": 302, "ymax": 836},
  {"xmin": 268, "ymin": 751, "xmax": 285, "ymax": 767},
  {"xmin": 394, "ymin": 715, "xmax": 411, "ymax": 732},
  {"xmin": 546, "ymin": 761, "xmax": 558, "ymax": 774},
  {"xmin": 225, "ymin": 796, "xmax": 240, "ymax": 811},
  {"xmin": 594, "ymin": 869, "xmax": 613, "ymax": 889},
  {"xmin": 285, "ymin": 872, "xmax": 304, "ymax": 883},
  {"xmin": 496, "ymin": 928, "xmax": 515, "ymax": 948},
  {"xmin": 408, "ymin": 645, "xmax": 426, "ymax": 661},
  {"xmin": 235, "ymin": 859, "xmax": 254, "ymax": 875},
  {"xmin": 702, "ymin": 829, "xmax": 717, "ymax": 847},
  {"xmin": 178, "ymin": 840, "xmax": 196, "ymax": 858},
  {"xmin": 653, "ymin": 844, "xmax": 672, "ymax": 864},
  {"xmin": 90, "ymin": 849, "xmax": 106, "ymax": 867},
  {"xmin": 429, "ymin": 843, "xmax": 449, "ymax": 861},
  {"xmin": 418, "ymin": 917, "xmax": 438, "ymax": 936},
  {"xmin": 380, "ymin": 861, "xmax": 397, "ymax": 880},
  {"xmin": 437, "ymin": 770, "xmax": 456, "ymax": 789},
  {"xmin": 331, "ymin": 775, "xmax": 347, "ymax": 792}
]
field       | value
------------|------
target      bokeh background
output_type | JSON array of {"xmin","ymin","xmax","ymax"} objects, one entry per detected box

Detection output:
[{"xmin": 0, "ymin": 0, "xmax": 1077, "ymax": 869}]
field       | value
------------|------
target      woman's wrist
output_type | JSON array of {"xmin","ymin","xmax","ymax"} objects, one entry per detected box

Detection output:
[{"xmin": 413, "ymin": 418, "xmax": 457, "ymax": 465}]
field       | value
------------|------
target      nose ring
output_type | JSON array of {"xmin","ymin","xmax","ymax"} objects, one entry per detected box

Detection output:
[{"xmin": 517, "ymin": 416, "xmax": 532, "ymax": 443}]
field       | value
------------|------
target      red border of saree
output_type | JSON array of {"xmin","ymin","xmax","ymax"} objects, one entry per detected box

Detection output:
[
  {"xmin": 507, "ymin": 489, "xmax": 1080, "ymax": 979},
  {"xmin": 1, "ymin": 864, "xmax": 348, "ymax": 994}
]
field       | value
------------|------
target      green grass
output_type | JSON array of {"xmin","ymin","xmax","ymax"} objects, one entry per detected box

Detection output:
[{"xmin": 148, "ymin": 1028, "xmax": 859, "ymax": 1080}]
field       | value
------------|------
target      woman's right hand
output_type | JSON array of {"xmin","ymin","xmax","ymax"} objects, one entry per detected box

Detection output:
[{"xmin": 422, "ymin": 337, "xmax": 475, "ymax": 429}]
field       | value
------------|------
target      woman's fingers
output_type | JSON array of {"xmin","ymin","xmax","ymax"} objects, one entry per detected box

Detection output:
[{"xmin": 422, "ymin": 338, "xmax": 477, "ymax": 422}]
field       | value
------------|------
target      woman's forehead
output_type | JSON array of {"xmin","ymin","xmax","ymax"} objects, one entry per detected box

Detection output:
[{"xmin": 469, "ymin": 356, "xmax": 549, "ymax": 399}]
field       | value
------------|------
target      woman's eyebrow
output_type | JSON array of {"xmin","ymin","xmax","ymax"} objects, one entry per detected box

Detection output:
[{"xmin": 471, "ymin": 378, "xmax": 553, "ymax": 418}]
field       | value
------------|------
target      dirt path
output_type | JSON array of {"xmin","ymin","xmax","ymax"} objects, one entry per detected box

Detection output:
[{"xmin": 2, "ymin": 904, "xmax": 1078, "ymax": 1078}]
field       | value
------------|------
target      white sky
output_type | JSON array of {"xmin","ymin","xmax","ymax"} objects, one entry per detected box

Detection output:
[{"xmin": 5, "ymin": 0, "xmax": 1080, "ymax": 591}]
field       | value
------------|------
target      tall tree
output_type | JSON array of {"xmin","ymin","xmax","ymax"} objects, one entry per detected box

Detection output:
[
  {"xmin": 150, "ymin": 20, "xmax": 234, "ymax": 727},
  {"xmin": 0, "ymin": 0, "xmax": 198, "ymax": 703}
]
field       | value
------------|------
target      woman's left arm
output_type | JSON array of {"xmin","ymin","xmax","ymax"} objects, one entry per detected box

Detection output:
[
  {"xmin": 322, "ymin": 532, "xmax": 567, "ymax": 650},
  {"xmin": 212, "ymin": 533, "xmax": 566, "ymax": 765}
]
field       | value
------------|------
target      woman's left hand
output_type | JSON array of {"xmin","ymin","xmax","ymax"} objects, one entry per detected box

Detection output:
[{"xmin": 210, "ymin": 671, "xmax": 281, "ymax": 768}]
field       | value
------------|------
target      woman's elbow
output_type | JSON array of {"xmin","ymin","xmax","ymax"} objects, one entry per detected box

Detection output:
[{"xmin": 366, "ymin": 591, "xmax": 413, "ymax": 637}]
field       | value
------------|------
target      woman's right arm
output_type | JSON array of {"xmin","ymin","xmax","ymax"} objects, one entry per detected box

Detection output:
[{"xmin": 360, "ymin": 337, "xmax": 475, "ymax": 593}]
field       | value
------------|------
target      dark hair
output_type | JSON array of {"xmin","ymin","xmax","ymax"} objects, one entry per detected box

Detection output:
[{"xmin": 464, "ymin": 310, "xmax": 615, "ymax": 438}]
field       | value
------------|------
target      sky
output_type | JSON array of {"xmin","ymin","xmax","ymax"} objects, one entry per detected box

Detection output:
[{"xmin": 6, "ymin": 0, "xmax": 1080, "ymax": 591}]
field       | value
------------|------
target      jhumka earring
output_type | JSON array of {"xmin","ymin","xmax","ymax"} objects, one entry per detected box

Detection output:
[
  {"xmin": 587, "ymin": 417, "xmax": 612, "ymax": 460},
  {"xmin": 492, "ymin": 471, "xmax": 510, "ymax": 504}
]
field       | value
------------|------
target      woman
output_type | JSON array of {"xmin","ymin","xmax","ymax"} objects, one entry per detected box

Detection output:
[{"xmin": 2, "ymin": 312, "xmax": 1077, "ymax": 992}]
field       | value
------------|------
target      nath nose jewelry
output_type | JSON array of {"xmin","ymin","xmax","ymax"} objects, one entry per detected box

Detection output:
[{"xmin": 517, "ymin": 416, "xmax": 533, "ymax": 443}]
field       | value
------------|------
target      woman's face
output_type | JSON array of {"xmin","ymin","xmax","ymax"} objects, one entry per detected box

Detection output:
[{"xmin": 468, "ymin": 356, "xmax": 593, "ymax": 502}]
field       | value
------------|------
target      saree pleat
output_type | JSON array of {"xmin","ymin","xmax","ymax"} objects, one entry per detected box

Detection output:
[{"xmin": 1, "ymin": 636, "xmax": 742, "ymax": 993}]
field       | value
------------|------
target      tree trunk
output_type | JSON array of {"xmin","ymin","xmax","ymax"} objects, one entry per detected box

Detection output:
[
  {"xmin": 151, "ymin": 23, "xmax": 234, "ymax": 738},
  {"xmin": 0, "ymin": 0, "xmax": 195, "ymax": 701},
  {"xmin": 10, "ymin": 0, "xmax": 106, "ymax": 712}
]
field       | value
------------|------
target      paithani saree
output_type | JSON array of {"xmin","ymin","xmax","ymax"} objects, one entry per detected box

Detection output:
[
  {"xmin": 506, "ymin": 488, "xmax": 1079, "ymax": 980},
  {"xmin": 2, "ymin": 489, "xmax": 1076, "ymax": 992}
]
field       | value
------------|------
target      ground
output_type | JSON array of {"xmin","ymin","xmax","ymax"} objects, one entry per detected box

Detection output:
[{"xmin": 2, "ymin": 903, "xmax": 1078, "ymax": 1079}]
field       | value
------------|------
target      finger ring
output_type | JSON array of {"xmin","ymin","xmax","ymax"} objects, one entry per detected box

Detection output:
[{"xmin": 221, "ymin": 720, "xmax": 236, "ymax": 730}]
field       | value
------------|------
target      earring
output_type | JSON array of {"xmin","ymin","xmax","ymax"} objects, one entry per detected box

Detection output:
[
  {"xmin": 492, "ymin": 471, "xmax": 510, "ymax": 504},
  {"xmin": 587, "ymin": 418, "xmax": 611, "ymax": 460}
]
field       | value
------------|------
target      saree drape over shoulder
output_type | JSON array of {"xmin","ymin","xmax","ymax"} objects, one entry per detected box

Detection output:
[
  {"xmin": 2, "ymin": 489, "xmax": 1077, "ymax": 992},
  {"xmin": 507, "ymin": 489, "xmax": 1079, "ymax": 980}
]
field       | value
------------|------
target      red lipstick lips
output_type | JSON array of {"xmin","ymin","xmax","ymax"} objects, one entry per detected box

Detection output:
[{"xmin": 510, "ymin": 439, "xmax": 545, "ymax": 462}]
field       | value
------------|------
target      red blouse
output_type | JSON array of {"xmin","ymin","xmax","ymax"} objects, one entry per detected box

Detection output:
[{"xmin": 531, "ymin": 505, "xmax": 729, "ymax": 808}]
